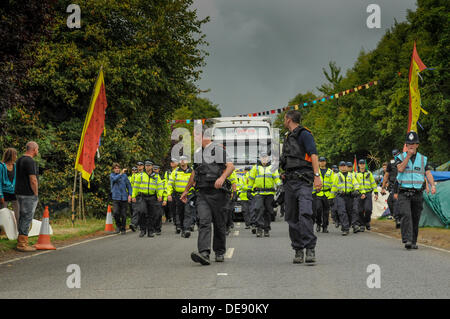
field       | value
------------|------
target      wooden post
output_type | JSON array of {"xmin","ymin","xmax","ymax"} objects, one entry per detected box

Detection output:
[{"xmin": 71, "ymin": 170, "xmax": 78, "ymax": 227}]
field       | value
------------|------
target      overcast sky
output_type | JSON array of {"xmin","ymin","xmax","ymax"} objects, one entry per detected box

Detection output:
[{"xmin": 191, "ymin": 0, "xmax": 417, "ymax": 117}]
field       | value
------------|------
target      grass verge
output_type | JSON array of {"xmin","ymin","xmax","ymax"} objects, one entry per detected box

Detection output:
[
  {"xmin": 0, "ymin": 218, "xmax": 106, "ymax": 254},
  {"xmin": 371, "ymin": 219, "xmax": 450, "ymax": 251}
]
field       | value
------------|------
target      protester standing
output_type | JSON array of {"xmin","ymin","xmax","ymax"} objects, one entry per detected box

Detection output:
[
  {"xmin": 0, "ymin": 148, "xmax": 19, "ymax": 225},
  {"xmin": 15, "ymin": 142, "xmax": 39, "ymax": 252},
  {"xmin": 110, "ymin": 163, "xmax": 132, "ymax": 234}
]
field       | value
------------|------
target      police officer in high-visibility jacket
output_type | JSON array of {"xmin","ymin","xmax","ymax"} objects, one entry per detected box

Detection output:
[
  {"xmin": 152, "ymin": 164, "xmax": 166, "ymax": 235},
  {"xmin": 330, "ymin": 164, "xmax": 340, "ymax": 227},
  {"xmin": 313, "ymin": 156, "xmax": 334, "ymax": 233},
  {"xmin": 224, "ymin": 170, "xmax": 238, "ymax": 235},
  {"xmin": 163, "ymin": 158, "xmax": 179, "ymax": 224},
  {"xmin": 354, "ymin": 159, "xmax": 378, "ymax": 231},
  {"xmin": 128, "ymin": 166, "xmax": 139, "ymax": 231},
  {"xmin": 248, "ymin": 152, "xmax": 281, "ymax": 238},
  {"xmin": 346, "ymin": 161, "xmax": 359, "ymax": 229},
  {"xmin": 237, "ymin": 169, "xmax": 251, "ymax": 229},
  {"xmin": 330, "ymin": 161, "xmax": 358, "ymax": 236},
  {"xmin": 167, "ymin": 156, "xmax": 195, "ymax": 238},
  {"xmin": 131, "ymin": 160, "xmax": 152, "ymax": 237},
  {"xmin": 395, "ymin": 131, "xmax": 436, "ymax": 250}
]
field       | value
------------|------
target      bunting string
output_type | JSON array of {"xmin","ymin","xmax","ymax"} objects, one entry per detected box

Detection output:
[{"xmin": 168, "ymin": 80, "xmax": 378, "ymax": 124}]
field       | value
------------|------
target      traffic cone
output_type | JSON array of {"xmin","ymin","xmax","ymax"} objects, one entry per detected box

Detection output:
[
  {"xmin": 104, "ymin": 205, "xmax": 114, "ymax": 233},
  {"xmin": 34, "ymin": 206, "xmax": 56, "ymax": 250}
]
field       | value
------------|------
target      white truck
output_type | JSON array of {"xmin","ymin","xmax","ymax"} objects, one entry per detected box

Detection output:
[{"xmin": 210, "ymin": 116, "xmax": 281, "ymax": 221}]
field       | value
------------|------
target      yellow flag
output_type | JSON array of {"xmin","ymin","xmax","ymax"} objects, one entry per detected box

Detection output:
[{"xmin": 408, "ymin": 42, "xmax": 427, "ymax": 132}]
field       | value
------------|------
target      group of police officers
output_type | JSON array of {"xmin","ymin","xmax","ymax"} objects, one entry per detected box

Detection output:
[{"xmin": 114, "ymin": 110, "xmax": 435, "ymax": 265}]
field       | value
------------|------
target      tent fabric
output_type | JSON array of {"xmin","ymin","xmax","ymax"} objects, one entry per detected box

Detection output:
[
  {"xmin": 430, "ymin": 171, "xmax": 450, "ymax": 181},
  {"xmin": 422, "ymin": 180, "xmax": 450, "ymax": 227},
  {"xmin": 419, "ymin": 201, "xmax": 445, "ymax": 227}
]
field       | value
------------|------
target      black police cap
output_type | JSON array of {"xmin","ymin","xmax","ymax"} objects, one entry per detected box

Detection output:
[
  {"xmin": 331, "ymin": 165, "xmax": 338, "ymax": 169},
  {"xmin": 319, "ymin": 156, "xmax": 327, "ymax": 162},
  {"xmin": 358, "ymin": 159, "xmax": 365, "ymax": 164},
  {"xmin": 346, "ymin": 162, "xmax": 353, "ymax": 167},
  {"xmin": 144, "ymin": 160, "xmax": 153, "ymax": 166},
  {"xmin": 136, "ymin": 161, "xmax": 144, "ymax": 166},
  {"xmin": 405, "ymin": 131, "xmax": 419, "ymax": 144},
  {"xmin": 339, "ymin": 161, "xmax": 346, "ymax": 166}
]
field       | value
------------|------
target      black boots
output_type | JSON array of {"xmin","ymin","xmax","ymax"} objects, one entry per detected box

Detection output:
[
  {"xmin": 191, "ymin": 252, "xmax": 210, "ymax": 265},
  {"xmin": 305, "ymin": 248, "xmax": 316, "ymax": 263},
  {"xmin": 293, "ymin": 249, "xmax": 304, "ymax": 264}
]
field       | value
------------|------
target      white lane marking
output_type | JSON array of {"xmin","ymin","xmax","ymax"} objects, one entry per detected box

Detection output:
[
  {"xmin": 236, "ymin": 223, "xmax": 241, "ymax": 227},
  {"xmin": 225, "ymin": 247, "xmax": 234, "ymax": 259},
  {"xmin": 217, "ymin": 273, "xmax": 228, "ymax": 276},
  {"xmin": 234, "ymin": 231, "xmax": 239, "ymax": 236},
  {"xmin": 372, "ymin": 232, "xmax": 450, "ymax": 254},
  {"xmin": 0, "ymin": 232, "xmax": 121, "ymax": 266}
]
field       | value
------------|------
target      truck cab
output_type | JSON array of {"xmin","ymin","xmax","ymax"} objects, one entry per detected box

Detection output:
[{"xmin": 210, "ymin": 117, "xmax": 281, "ymax": 221}]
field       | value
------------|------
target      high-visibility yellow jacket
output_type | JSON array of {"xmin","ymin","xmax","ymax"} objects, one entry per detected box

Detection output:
[
  {"xmin": 330, "ymin": 171, "xmax": 358, "ymax": 199},
  {"xmin": 237, "ymin": 174, "xmax": 249, "ymax": 201},
  {"xmin": 313, "ymin": 168, "xmax": 334, "ymax": 198},
  {"xmin": 247, "ymin": 164, "xmax": 281, "ymax": 195},
  {"xmin": 167, "ymin": 167, "xmax": 194, "ymax": 196},
  {"xmin": 132, "ymin": 171, "xmax": 150, "ymax": 198},
  {"xmin": 354, "ymin": 171, "xmax": 378, "ymax": 194}
]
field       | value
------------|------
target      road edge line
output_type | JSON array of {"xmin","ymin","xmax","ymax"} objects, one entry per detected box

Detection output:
[{"xmin": 371, "ymin": 231, "xmax": 450, "ymax": 254}]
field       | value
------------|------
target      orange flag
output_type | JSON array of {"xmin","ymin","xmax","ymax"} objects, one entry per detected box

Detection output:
[{"xmin": 75, "ymin": 68, "xmax": 108, "ymax": 187}]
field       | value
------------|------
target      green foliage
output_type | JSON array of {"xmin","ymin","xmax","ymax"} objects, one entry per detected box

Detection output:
[
  {"xmin": 0, "ymin": 0, "xmax": 212, "ymax": 215},
  {"xmin": 274, "ymin": 0, "xmax": 450, "ymax": 169}
]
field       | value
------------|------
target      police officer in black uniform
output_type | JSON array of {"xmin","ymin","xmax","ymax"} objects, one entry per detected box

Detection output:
[
  {"xmin": 281, "ymin": 110, "xmax": 322, "ymax": 264},
  {"xmin": 181, "ymin": 125, "xmax": 235, "ymax": 265},
  {"xmin": 382, "ymin": 149, "xmax": 401, "ymax": 228}
]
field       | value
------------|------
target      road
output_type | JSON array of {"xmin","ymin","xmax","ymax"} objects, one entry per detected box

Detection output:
[{"xmin": 0, "ymin": 217, "xmax": 449, "ymax": 299}]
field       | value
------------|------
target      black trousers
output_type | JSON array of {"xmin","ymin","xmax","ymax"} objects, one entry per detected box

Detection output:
[
  {"xmin": 173, "ymin": 194, "xmax": 194, "ymax": 231},
  {"xmin": 112, "ymin": 200, "xmax": 128, "ymax": 231},
  {"xmin": 136, "ymin": 195, "xmax": 158, "ymax": 234},
  {"xmin": 254, "ymin": 194, "xmax": 274, "ymax": 231},
  {"xmin": 357, "ymin": 194, "xmax": 373, "ymax": 226},
  {"xmin": 241, "ymin": 200, "xmax": 251, "ymax": 226},
  {"xmin": 284, "ymin": 179, "xmax": 316, "ymax": 250},
  {"xmin": 196, "ymin": 188, "xmax": 228, "ymax": 256},
  {"xmin": 335, "ymin": 195, "xmax": 353, "ymax": 231},
  {"xmin": 313, "ymin": 194, "xmax": 330, "ymax": 228},
  {"xmin": 387, "ymin": 191, "xmax": 399, "ymax": 219},
  {"xmin": 398, "ymin": 191, "xmax": 423, "ymax": 244},
  {"xmin": 224, "ymin": 197, "xmax": 234, "ymax": 229},
  {"xmin": 153, "ymin": 200, "xmax": 163, "ymax": 233}
]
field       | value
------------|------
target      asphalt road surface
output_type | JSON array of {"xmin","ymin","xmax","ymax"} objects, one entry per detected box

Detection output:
[{"xmin": 1, "ymin": 218, "xmax": 449, "ymax": 299}]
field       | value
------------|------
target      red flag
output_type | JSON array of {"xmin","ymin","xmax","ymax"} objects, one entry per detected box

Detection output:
[
  {"xmin": 353, "ymin": 155, "xmax": 357, "ymax": 172},
  {"xmin": 75, "ymin": 68, "xmax": 107, "ymax": 187}
]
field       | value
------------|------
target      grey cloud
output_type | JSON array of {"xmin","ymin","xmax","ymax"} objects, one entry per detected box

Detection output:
[{"xmin": 192, "ymin": 0, "xmax": 417, "ymax": 116}]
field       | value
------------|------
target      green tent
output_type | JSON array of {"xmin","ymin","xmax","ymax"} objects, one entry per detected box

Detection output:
[{"xmin": 419, "ymin": 180, "xmax": 450, "ymax": 228}]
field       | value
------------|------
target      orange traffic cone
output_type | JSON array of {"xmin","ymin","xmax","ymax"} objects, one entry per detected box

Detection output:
[
  {"xmin": 34, "ymin": 206, "xmax": 56, "ymax": 250},
  {"xmin": 104, "ymin": 205, "xmax": 115, "ymax": 233}
]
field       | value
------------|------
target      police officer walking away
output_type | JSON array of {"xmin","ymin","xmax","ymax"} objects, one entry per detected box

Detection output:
[
  {"xmin": 281, "ymin": 110, "xmax": 322, "ymax": 264},
  {"xmin": 382, "ymin": 149, "xmax": 401, "ymax": 228},
  {"xmin": 395, "ymin": 131, "xmax": 436, "ymax": 250},
  {"xmin": 181, "ymin": 126, "xmax": 234, "ymax": 265}
]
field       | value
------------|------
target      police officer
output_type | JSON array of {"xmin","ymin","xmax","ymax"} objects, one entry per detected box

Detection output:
[
  {"xmin": 152, "ymin": 164, "xmax": 166, "ymax": 235},
  {"xmin": 354, "ymin": 159, "xmax": 378, "ymax": 231},
  {"xmin": 131, "ymin": 160, "xmax": 153, "ymax": 237},
  {"xmin": 330, "ymin": 161, "xmax": 357, "ymax": 235},
  {"xmin": 281, "ymin": 110, "xmax": 321, "ymax": 264},
  {"xmin": 346, "ymin": 161, "xmax": 359, "ymax": 229},
  {"xmin": 330, "ymin": 164, "xmax": 340, "ymax": 227},
  {"xmin": 128, "ymin": 166, "xmax": 139, "ymax": 231},
  {"xmin": 313, "ymin": 156, "xmax": 333, "ymax": 233},
  {"xmin": 225, "ymin": 170, "xmax": 238, "ymax": 235},
  {"xmin": 237, "ymin": 168, "xmax": 251, "ymax": 229},
  {"xmin": 181, "ymin": 126, "xmax": 234, "ymax": 265},
  {"xmin": 248, "ymin": 152, "xmax": 281, "ymax": 238},
  {"xmin": 167, "ymin": 155, "xmax": 195, "ymax": 237},
  {"xmin": 382, "ymin": 149, "xmax": 401, "ymax": 228},
  {"xmin": 395, "ymin": 131, "xmax": 436, "ymax": 250},
  {"xmin": 163, "ymin": 158, "xmax": 179, "ymax": 224}
]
